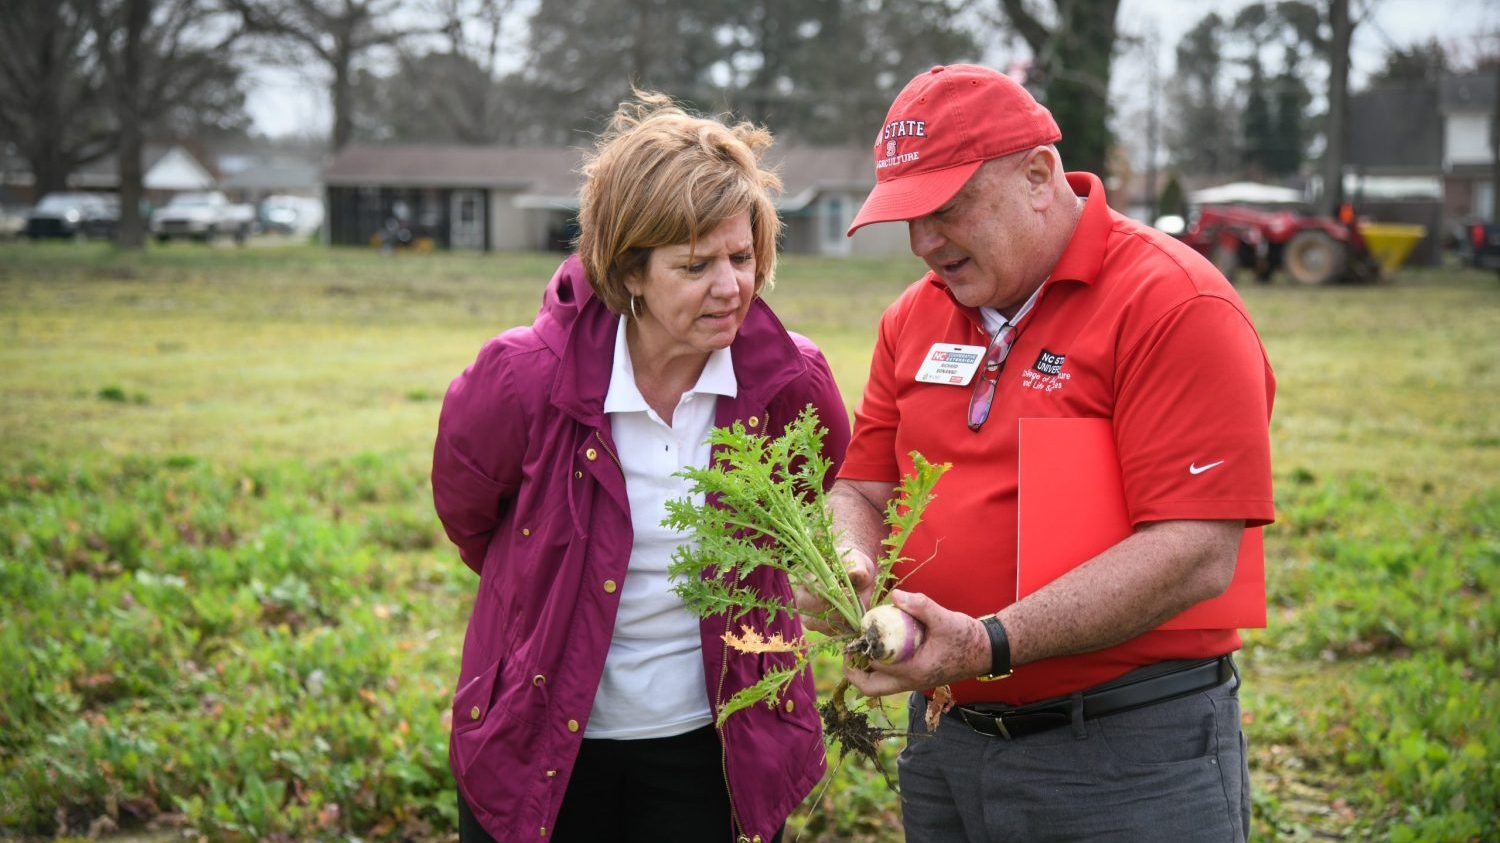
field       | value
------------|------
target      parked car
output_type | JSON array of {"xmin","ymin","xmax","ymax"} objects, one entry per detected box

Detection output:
[
  {"xmin": 25, "ymin": 192, "xmax": 119, "ymax": 240},
  {"xmin": 258, "ymin": 194, "xmax": 324, "ymax": 237},
  {"xmin": 150, "ymin": 191, "xmax": 255, "ymax": 243}
]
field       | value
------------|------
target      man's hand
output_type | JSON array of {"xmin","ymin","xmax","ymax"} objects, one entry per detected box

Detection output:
[
  {"xmin": 844, "ymin": 590, "xmax": 991, "ymax": 697},
  {"xmin": 794, "ymin": 547, "xmax": 877, "ymax": 634}
]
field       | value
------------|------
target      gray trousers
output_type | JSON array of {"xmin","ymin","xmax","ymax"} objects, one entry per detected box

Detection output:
[{"xmin": 899, "ymin": 679, "xmax": 1250, "ymax": 842}]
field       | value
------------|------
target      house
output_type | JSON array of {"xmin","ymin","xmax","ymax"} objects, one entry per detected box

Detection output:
[
  {"xmin": 1440, "ymin": 71, "xmax": 1498, "ymax": 224},
  {"xmin": 1347, "ymin": 71, "xmax": 1498, "ymax": 264},
  {"xmin": 768, "ymin": 146, "xmax": 908, "ymax": 257},
  {"xmin": 320, "ymin": 143, "xmax": 909, "ymax": 255},
  {"xmin": 322, "ymin": 146, "xmax": 578, "ymax": 251},
  {"xmin": 219, "ymin": 157, "xmax": 323, "ymax": 204},
  {"xmin": 0, "ymin": 143, "xmax": 218, "ymax": 206}
]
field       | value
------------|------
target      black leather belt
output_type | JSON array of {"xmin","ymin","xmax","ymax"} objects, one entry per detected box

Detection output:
[{"xmin": 953, "ymin": 655, "xmax": 1235, "ymax": 740}]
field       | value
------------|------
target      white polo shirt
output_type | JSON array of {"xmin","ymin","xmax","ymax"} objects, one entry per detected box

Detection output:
[{"xmin": 586, "ymin": 316, "xmax": 734, "ymax": 739}]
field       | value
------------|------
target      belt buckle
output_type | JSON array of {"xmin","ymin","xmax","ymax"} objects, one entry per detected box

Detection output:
[
  {"xmin": 991, "ymin": 714, "xmax": 1014, "ymax": 740},
  {"xmin": 961, "ymin": 707, "xmax": 1016, "ymax": 740}
]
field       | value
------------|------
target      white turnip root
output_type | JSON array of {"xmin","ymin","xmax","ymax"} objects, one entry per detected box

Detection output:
[{"xmin": 850, "ymin": 603, "xmax": 926, "ymax": 664}]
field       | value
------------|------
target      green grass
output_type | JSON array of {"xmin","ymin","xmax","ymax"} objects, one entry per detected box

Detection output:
[{"xmin": 1, "ymin": 240, "xmax": 1497, "ymax": 841}]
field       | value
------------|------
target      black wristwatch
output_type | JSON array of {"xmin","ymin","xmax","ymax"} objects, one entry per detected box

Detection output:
[{"xmin": 977, "ymin": 614, "xmax": 1013, "ymax": 682}]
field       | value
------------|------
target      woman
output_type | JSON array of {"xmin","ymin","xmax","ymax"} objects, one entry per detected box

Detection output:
[{"xmin": 431, "ymin": 92, "xmax": 850, "ymax": 843}]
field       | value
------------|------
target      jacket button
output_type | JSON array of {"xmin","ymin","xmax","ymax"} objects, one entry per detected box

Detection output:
[
  {"xmin": 539, "ymin": 827, "xmax": 547, "ymax": 837},
  {"xmin": 784, "ymin": 699, "xmax": 795, "ymax": 713},
  {"xmin": 521, "ymin": 528, "xmax": 531, "ymax": 536},
  {"xmin": 567, "ymin": 719, "xmax": 580, "ymax": 732},
  {"xmin": 602, "ymin": 579, "xmax": 617, "ymax": 594},
  {"xmin": 546, "ymin": 769, "xmax": 557, "ymax": 778},
  {"xmin": 574, "ymin": 470, "xmax": 582, "ymax": 479},
  {"xmin": 585, "ymin": 448, "xmax": 598, "ymax": 461},
  {"xmin": 469, "ymin": 706, "xmax": 481, "ymax": 720},
  {"xmin": 747, "ymin": 416, "xmax": 759, "ymax": 428},
  {"xmin": 532, "ymin": 674, "xmax": 546, "ymax": 686}
]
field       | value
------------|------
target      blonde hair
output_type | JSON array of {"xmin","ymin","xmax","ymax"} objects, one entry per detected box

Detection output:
[{"xmin": 577, "ymin": 91, "xmax": 782, "ymax": 313}]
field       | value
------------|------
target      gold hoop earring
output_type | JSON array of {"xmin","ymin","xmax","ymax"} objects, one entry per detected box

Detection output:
[{"xmin": 629, "ymin": 295, "xmax": 640, "ymax": 321}]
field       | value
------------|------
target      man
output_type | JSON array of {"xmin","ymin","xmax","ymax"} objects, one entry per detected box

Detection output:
[{"xmin": 823, "ymin": 65, "xmax": 1275, "ymax": 841}]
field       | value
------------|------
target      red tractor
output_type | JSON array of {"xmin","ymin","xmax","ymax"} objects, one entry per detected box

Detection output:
[{"xmin": 1178, "ymin": 205, "xmax": 1382, "ymax": 285}]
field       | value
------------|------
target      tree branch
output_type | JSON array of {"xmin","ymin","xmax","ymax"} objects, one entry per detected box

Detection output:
[{"xmin": 999, "ymin": 0, "xmax": 1051, "ymax": 56}]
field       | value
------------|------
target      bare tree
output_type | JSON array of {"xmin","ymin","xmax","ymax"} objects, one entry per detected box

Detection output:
[
  {"xmin": 414, "ymin": 0, "xmax": 516, "ymax": 141},
  {"xmin": 342, "ymin": 0, "xmax": 982, "ymax": 146},
  {"xmin": 724, "ymin": 0, "xmax": 978, "ymax": 144},
  {"xmin": 338, "ymin": 0, "xmax": 526, "ymax": 143},
  {"xmin": 359, "ymin": 49, "xmax": 496, "ymax": 142},
  {"xmin": 0, "ymin": 0, "xmax": 114, "ymax": 199},
  {"xmin": 997, "ymin": 0, "xmax": 1121, "ymax": 179},
  {"xmin": 87, "ymin": 0, "xmax": 245, "ymax": 248},
  {"xmin": 512, "ymin": 0, "xmax": 735, "ymax": 145},
  {"xmin": 1167, "ymin": 12, "xmax": 1236, "ymax": 177},
  {"xmin": 229, "ymin": 0, "xmax": 424, "ymax": 151},
  {"xmin": 433, "ymin": 0, "xmax": 512, "ymax": 79}
]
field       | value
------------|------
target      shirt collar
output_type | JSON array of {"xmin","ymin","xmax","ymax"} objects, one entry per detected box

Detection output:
[
  {"xmin": 603, "ymin": 316, "xmax": 738, "ymax": 414},
  {"xmin": 1048, "ymin": 171, "xmax": 1112, "ymax": 286},
  {"xmin": 978, "ymin": 276, "xmax": 1046, "ymax": 335}
]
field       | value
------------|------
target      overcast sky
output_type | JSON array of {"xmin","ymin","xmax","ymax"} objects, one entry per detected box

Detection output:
[{"xmin": 244, "ymin": 0, "xmax": 1498, "ymax": 140}]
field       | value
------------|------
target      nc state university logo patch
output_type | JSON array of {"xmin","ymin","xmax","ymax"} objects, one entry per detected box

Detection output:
[
  {"xmin": 1033, "ymin": 349, "xmax": 1065, "ymax": 375},
  {"xmin": 1020, "ymin": 348, "xmax": 1071, "ymax": 393}
]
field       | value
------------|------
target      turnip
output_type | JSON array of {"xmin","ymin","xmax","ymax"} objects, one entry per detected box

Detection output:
[
  {"xmin": 664, "ymin": 405, "xmax": 948, "ymax": 776},
  {"xmin": 851, "ymin": 603, "xmax": 927, "ymax": 665}
]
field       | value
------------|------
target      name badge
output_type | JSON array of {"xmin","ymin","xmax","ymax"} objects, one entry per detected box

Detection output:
[{"xmin": 915, "ymin": 343, "xmax": 986, "ymax": 385}]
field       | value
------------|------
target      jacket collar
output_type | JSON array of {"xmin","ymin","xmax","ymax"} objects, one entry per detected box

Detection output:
[{"xmin": 542, "ymin": 255, "xmax": 804, "ymax": 426}]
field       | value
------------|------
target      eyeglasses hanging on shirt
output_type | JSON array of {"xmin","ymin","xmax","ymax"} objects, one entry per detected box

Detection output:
[{"xmin": 967, "ymin": 282, "xmax": 1046, "ymax": 432}]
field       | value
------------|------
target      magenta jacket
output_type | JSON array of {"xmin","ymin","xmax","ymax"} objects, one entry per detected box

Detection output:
[{"xmin": 432, "ymin": 256, "xmax": 850, "ymax": 842}]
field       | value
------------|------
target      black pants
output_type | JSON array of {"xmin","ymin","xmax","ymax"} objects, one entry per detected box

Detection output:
[{"xmin": 458, "ymin": 725, "xmax": 784, "ymax": 843}]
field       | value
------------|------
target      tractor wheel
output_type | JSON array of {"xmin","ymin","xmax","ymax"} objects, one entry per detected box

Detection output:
[{"xmin": 1282, "ymin": 230, "xmax": 1346, "ymax": 285}]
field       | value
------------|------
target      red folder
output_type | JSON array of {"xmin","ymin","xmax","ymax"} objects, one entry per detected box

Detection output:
[{"xmin": 1017, "ymin": 417, "xmax": 1265, "ymax": 630}]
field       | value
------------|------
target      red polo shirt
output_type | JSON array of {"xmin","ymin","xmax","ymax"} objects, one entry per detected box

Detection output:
[{"xmin": 839, "ymin": 172, "xmax": 1276, "ymax": 706}]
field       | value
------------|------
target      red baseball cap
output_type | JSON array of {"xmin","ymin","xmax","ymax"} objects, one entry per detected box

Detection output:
[{"xmin": 846, "ymin": 64, "xmax": 1061, "ymax": 235}]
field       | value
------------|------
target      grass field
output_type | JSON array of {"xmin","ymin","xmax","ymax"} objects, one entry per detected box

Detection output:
[{"xmin": 1, "ymin": 241, "xmax": 1496, "ymax": 841}]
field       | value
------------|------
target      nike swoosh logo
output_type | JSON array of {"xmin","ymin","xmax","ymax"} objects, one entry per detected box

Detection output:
[{"xmin": 1189, "ymin": 460, "xmax": 1226, "ymax": 475}]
